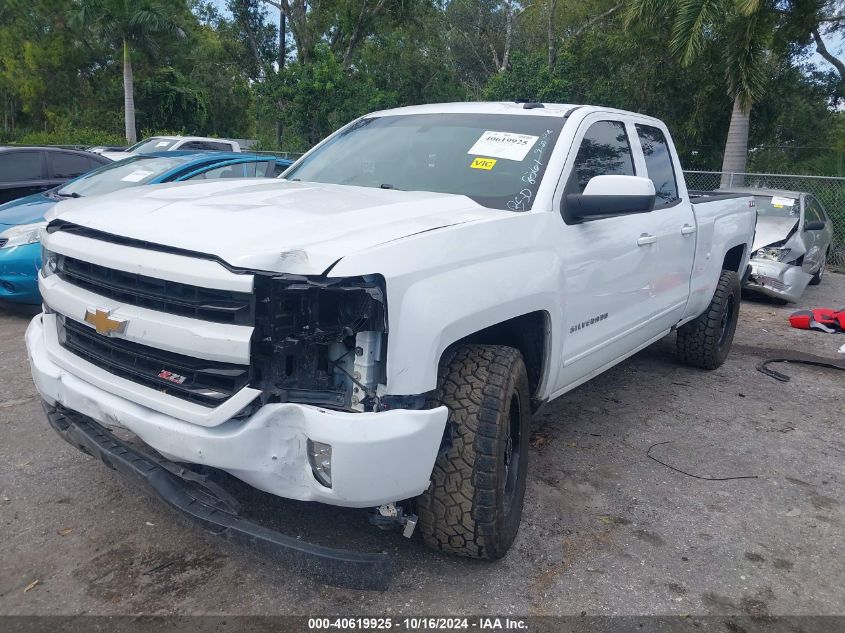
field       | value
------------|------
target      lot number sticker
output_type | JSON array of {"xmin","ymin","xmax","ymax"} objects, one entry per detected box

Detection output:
[
  {"xmin": 770, "ymin": 196, "xmax": 796, "ymax": 208},
  {"xmin": 470, "ymin": 157, "xmax": 497, "ymax": 170},
  {"xmin": 468, "ymin": 131, "xmax": 539, "ymax": 161}
]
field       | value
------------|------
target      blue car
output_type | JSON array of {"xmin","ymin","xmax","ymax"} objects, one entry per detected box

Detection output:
[{"xmin": 0, "ymin": 151, "xmax": 292, "ymax": 305}]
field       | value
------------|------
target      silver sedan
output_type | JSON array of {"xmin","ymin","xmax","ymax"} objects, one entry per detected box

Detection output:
[{"xmin": 723, "ymin": 187, "xmax": 834, "ymax": 302}]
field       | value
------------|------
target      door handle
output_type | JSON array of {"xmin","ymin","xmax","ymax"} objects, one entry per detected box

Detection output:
[
  {"xmin": 637, "ymin": 234, "xmax": 656, "ymax": 246},
  {"xmin": 681, "ymin": 224, "xmax": 697, "ymax": 236}
]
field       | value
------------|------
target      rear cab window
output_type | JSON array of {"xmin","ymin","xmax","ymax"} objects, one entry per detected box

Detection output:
[{"xmin": 635, "ymin": 124, "xmax": 679, "ymax": 207}]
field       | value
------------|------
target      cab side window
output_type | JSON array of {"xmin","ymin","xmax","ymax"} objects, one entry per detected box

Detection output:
[
  {"xmin": 635, "ymin": 124, "xmax": 679, "ymax": 206},
  {"xmin": 569, "ymin": 121, "xmax": 635, "ymax": 193}
]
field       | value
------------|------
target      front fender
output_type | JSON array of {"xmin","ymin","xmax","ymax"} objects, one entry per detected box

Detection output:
[{"xmin": 329, "ymin": 214, "xmax": 562, "ymax": 395}]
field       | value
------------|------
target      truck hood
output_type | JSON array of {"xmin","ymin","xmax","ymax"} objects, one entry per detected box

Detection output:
[
  {"xmin": 752, "ymin": 216, "xmax": 799, "ymax": 251},
  {"xmin": 48, "ymin": 179, "xmax": 498, "ymax": 274}
]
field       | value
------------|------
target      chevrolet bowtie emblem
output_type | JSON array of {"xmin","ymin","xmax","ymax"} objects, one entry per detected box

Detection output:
[{"xmin": 84, "ymin": 307, "xmax": 127, "ymax": 336}]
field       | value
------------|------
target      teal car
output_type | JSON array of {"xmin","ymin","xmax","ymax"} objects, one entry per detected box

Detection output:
[{"xmin": 0, "ymin": 151, "xmax": 292, "ymax": 305}]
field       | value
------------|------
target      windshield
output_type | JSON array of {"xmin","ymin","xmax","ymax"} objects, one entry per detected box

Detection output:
[
  {"xmin": 56, "ymin": 155, "xmax": 189, "ymax": 197},
  {"xmin": 754, "ymin": 194, "xmax": 800, "ymax": 219},
  {"xmin": 127, "ymin": 137, "xmax": 177, "ymax": 154},
  {"xmin": 284, "ymin": 113, "xmax": 565, "ymax": 210}
]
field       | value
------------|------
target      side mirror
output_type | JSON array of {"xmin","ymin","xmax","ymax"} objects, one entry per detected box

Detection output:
[
  {"xmin": 804, "ymin": 220, "xmax": 826, "ymax": 231},
  {"xmin": 564, "ymin": 175, "xmax": 656, "ymax": 221}
]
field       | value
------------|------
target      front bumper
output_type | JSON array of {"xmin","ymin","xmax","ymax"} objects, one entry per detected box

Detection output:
[
  {"xmin": 743, "ymin": 258, "xmax": 812, "ymax": 302},
  {"xmin": 0, "ymin": 242, "xmax": 41, "ymax": 304},
  {"xmin": 43, "ymin": 402, "xmax": 392, "ymax": 590},
  {"xmin": 26, "ymin": 314, "xmax": 449, "ymax": 508}
]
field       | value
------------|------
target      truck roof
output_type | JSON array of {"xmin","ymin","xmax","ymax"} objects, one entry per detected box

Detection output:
[{"xmin": 365, "ymin": 101, "xmax": 666, "ymax": 125}]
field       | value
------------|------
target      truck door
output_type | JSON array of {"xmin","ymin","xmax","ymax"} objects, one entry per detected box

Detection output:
[
  {"xmin": 553, "ymin": 117, "xmax": 659, "ymax": 390},
  {"xmin": 632, "ymin": 123, "xmax": 696, "ymax": 330}
]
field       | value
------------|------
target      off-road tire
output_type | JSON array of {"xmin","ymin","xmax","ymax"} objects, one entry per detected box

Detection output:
[
  {"xmin": 417, "ymin": 344, "xmax": 531, "ymax": 559},
  {"xmin": 676, "ymin": 270, "xmax": 740, "ymax": 370}
]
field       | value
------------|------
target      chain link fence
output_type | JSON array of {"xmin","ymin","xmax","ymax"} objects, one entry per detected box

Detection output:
[{"xmin": 684, "ymin": 170, "xmax": 845, "ymax": 270}]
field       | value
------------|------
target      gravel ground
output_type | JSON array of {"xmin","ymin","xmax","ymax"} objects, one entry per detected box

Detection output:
[{"xmin": 1, "ymin": 274, "xmax": 843, "ymax": 617}]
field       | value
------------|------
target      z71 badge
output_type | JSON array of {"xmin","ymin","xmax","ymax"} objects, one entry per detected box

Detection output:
[{"xmin": 158, "ymin": 370, "xmax": 187, "ymax": 385}]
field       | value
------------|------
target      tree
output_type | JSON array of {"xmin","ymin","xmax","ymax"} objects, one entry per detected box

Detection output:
[
  {"xmin": 72, "ymin": 0, "xmax": 185, "ymax": 143},
  {"xmin": 258, "ymin": 0, "xmax": 394, "ymax": 67},
  {"xmin": 626, "ymin": 0, "xmax": 773, "ymax": 182}
]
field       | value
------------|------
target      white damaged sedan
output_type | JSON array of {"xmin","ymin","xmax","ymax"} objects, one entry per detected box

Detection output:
[{"xmin": 725, "ymin": 187, "xmax": 833, "ymax": 302}]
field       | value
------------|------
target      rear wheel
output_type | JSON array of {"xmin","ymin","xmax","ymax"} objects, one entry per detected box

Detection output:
[
  {"xmin": 676, "ymin": 270, "xmax": 740, "ymax": 370},
  {"xmin": 417, "ymin": 344, "xmax": 530, "ymax": 559}
]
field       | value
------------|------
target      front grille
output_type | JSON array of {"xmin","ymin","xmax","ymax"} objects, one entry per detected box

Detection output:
[
  {"xmin": 57, "ymin": 255, "xmax": 254, "ymax": 325},
  {"xmin": 58, "ymin": 316, "xmax": 249, "ymax": 407}
]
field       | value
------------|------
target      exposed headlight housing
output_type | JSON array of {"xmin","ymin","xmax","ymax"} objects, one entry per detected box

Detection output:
[
  {"xmin": 308, "ymin": 439, "xmax": 333, "ymax": 488},
  {"xmin": 41, "ymin": 246, "xmax": 60, "ymax": 278},
  {"xmin": 754, "ymin": 246, "xmax": 793, "ymax": 263},
  {"xmin": 0, "ymin": 221, "xmax": 47, "ymax": 249}
]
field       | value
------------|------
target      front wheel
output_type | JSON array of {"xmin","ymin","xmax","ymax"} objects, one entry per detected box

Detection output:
[
  {"xmin": 809, "ymin": 253, "xmax": 827, "ymax": 286},
  {"xmin": 417, "ymin": 344, "xmax": 531, "ymax": 559},
  {"xmin": 676, "ymin": 270, "xmax": 740, "ymax": 370}
]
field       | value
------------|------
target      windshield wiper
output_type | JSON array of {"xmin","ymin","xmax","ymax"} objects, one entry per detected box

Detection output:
[
  {"xmin": 56, "ymin": 192, "xmax": 82, "ymax": 199},
  {"xmin": 379, "ymin": 183, "xmax": 397, "ymax": 190}
]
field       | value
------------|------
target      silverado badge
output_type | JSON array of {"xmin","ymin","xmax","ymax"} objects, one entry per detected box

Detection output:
[{"xmin": 84, "ymin": 307, "xmax": 127, "ymax": 336}]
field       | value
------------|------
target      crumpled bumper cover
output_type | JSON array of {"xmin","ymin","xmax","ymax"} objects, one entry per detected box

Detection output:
[
  {"xmin": 26, "ymin": 314, "xmax": 448, "ymax": 508},
  {"xmin": 743, "ymin": 258, "xmax": 812, "ymax": 302},
  {"xmin": 43, "ymin": 402, "xmax": 392, "ymax": 590}
]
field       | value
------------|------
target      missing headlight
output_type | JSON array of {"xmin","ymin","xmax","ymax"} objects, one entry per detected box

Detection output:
[{"xmin": 252, "ymin": 274, "xmax": 387, "ymax": 412}]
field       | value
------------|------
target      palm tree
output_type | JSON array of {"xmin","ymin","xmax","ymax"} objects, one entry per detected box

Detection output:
[
  {"xmin": 627, "ymin": 0, "xmax": 773, "ymax": 185},
  {"xmin": 72, "ymin": 0, "xmax": 184, "ymax": 144}
]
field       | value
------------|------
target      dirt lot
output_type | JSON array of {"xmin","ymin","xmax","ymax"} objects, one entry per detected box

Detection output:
[{"xmin": 1, "ymin": 274, "xmax": 844, "ymax": 617}]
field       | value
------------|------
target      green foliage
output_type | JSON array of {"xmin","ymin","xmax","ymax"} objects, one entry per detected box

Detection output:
[
  {"xmin": 259, "ymin": 44, "xmax": 396, "ymax": 150},
  {"xmin": 0, "ymin": 0, "xmax": 843, "ymax": 175},
  {"xmin": 136, "ymin": 67, "xmax": 209, "ymax": 133},
  {"xmin": 2, "ymin": 127, "xmax": 125, "ymax": 147},
  {"xmin": 483, "ymin": 54, "xmax": 570, "ymax": 102}
]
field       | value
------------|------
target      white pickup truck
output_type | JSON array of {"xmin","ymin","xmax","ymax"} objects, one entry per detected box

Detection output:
[{"xmin": 27, "ymin": 102, "xmax": 755, "ymax": 589}]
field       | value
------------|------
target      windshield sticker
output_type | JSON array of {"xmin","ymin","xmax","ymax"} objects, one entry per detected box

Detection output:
[
  {"xmin": 470, "ymin": 157, "xmax": 497, "ymax": 170},
  {"xmin": 770, "ymin": 196, "xmax": 796, "ymax": 208},
  {"xmin": 120, "ymin": 170, "xmax": 154, "ymax": 182},
  {"xmin": 156, "ymin": 141, "xmax": 170, "ymax": 147},
  {"xmin": 468, "ymin": 131, "xmax": 539, "ymax": 162}
]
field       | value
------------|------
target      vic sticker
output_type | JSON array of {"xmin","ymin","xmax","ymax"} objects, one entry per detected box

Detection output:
[
  {"xmin": 468, "ymin": 131, "xmax": 539, "ymax": 161},
  {"xmin": 470, "ymin": 157, "xmax": 497, "ymax": 170}
]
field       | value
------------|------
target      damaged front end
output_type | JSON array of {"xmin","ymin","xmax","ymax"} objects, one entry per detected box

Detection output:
[
  {"xmin": 251, "ymin": 274, "xmax": 388, "ymax": 413},
  {"xmin": 746, "ymin": 225, "xmax": 812, "ymax": 302}
]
